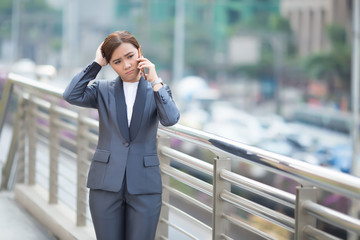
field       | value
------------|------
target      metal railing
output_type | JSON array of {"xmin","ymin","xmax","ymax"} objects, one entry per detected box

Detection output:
[{"xmin": 1, "ymin": 73, "xmax": 360, "ymax": 240}]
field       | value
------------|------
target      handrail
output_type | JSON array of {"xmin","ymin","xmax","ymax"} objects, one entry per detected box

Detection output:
[
  {"xmin": 0, "ymin": 73, "xmax": 63, "ymax": 137},
  {"xmin": 304, "ymin": 200, "xmax": 360, "ymax": 234},
  {"xmin": 220, "ymin": 190, "xmax": 295, "ymax": 232},
  {"xmin": 158, "ymin": 124, "xmax": 360, "ymax": 200},
  {"xmin": 303, "ymin": 226, "xmax": 342, "ymax": 240},
  {"xmin": 220, "ymin": 169, "xmax": 295, "ymax": 208},
  {"xmin": 7, "ymin": 72, "xmax": 63, "ymax": 97}
]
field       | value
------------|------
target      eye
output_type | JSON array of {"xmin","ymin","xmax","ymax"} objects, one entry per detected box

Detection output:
[
  {"xmin": 114, "ymin": 60, "xmax": 121, "ymax": 64},
  {"xmin": 128, "ymin": 55, "xmax": 134, "ymax": 59}
]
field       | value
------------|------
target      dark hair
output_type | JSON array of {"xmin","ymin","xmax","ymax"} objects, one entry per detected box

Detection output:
[{"xmin": 101, "ymin": 31, "xmax": 140, "ymax": 63}]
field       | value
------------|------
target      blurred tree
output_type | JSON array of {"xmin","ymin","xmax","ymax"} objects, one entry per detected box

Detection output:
[
  {"xmin": 304, "ymin": 25, "xmax": 351, "ymax": 101},
  {"xmin": 16, "ymin": 0, "xmax": 62, "ymax": 63},
  {"xmin": 23, "ymin": 0, "xmax": 53, "ymax": 11},
  {"xmin": 116, "ymin": 0, "xmax": 281, "ymax": 82},
  {"xmin": 184, "ymin": 14, "xmax": 214, "ymax": 77},
  {"xmin": 0, "ymin": 0, "xmax": 62, "ymax": 64},
  {"xmin": 145, "ymin": 20, "xmax": 174, "ymax": 70},
  {"xmin": 230, "ymin": 15, "xmax": 296, "ymax": 99},
  {"xmin": 0, "ymin": 0, "xmax": 12, "ymax": 37}
]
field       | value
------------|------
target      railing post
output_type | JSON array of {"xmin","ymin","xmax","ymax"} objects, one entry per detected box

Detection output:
[
  {"xmin": 27, "ymin": 94, "xmax": 37, "ymax": 185},
  {"xmin": 76, "ymin": 109, "xmax": 89, "ymax": 226},
  {"xmin": 156, "ymin": 133, "xmax": 171, "ymax": 240},
  {"xmin": 295, "ymin": 185, "xmax": 317, "ymax": 240},
  {"xmin": 1, "ymin": 95, "xmax": 26, "ymax": 189},
  {"xmin": 213, "ymin": 155, "xmax": 231, "ymax": 240},
  {"xmin": 348, "ymin": 200, "xmax": 360, "ymax": 240},
  {"xmin": 49, "ymin": 99, "xmax": 59, "ymax": 204},
  {"xmin": 15, "ymin": 95, "xmax": 27, "ymax": 184},
  {"xmin": 0, "ymin": 80, "xmax": 14, "ymax": 135}
]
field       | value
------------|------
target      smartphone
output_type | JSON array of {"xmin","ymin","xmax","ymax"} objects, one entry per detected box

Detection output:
[{"xmin": 138, "ymin": 48, "xmax": 147, "ymax": 80}]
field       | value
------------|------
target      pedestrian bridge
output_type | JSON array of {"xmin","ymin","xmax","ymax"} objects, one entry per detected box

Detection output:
[{"xmin": 1, "ymin": 73, "xmax": 360, "ymax": 240}]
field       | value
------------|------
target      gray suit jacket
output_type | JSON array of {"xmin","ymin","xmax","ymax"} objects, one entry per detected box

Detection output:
[{"xmin": 63, "ymin": 61, "xmax": 180, "ymax": 194}]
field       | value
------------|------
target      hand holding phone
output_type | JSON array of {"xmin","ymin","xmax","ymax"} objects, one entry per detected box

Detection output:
[{"xmin": 137, "ymin": 48, "xmax": 158, "ymax": 83}]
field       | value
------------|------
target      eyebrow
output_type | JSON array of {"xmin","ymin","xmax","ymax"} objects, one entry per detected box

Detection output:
[{"xmin": 112, "ymin": 51, "xmax": 135, "ymax": 63}]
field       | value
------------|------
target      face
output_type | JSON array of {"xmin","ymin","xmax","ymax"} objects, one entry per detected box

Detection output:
[{"xmin": 109, "ymin": 42, "xmax": 141, "ymax": 82}]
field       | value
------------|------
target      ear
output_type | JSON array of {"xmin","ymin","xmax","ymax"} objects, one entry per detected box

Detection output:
[{"xmin": 138, "ymin": 47, "xmax": 142, "ymax": 58}]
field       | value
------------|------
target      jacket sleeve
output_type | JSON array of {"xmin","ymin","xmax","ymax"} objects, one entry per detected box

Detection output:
[
  {"xmin": 62, "ymin": 61, "xmax": 102, "ymax": 108},
  {"xmin": 154, "ymin": 85, "xmax": 180, "ymax": 126}
]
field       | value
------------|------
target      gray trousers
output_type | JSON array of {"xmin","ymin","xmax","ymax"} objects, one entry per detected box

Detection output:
[{"xmin": 89, "ymin": 181, "xmax": 162, "ymax": 240}]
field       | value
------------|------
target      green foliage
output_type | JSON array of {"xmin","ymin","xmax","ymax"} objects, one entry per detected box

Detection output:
[
  {"xmin": 230, "ymin": 14, "xmax": 295, "ymax": 81},
  {"xmin": 303, "ymin": 25, "xmax": 351, "ymax": 91},
  {"xmin": 304, "ymin": 48, "xmax": 350, "ymax": 80},
  {"xmin": 0, "ymin": 0, "xmax": 13, "ymax": 37},
  {"xmin": 0, "ymin": 0, "xmax": 62, "ymax": 62},
  {"xmin": 326, "ymin": 25, "xmax": 347, "ymax": 46},
  {"xmin": 23, "ymin": 0, "xmax": 53, "ymax": 12},
  {"xmin": 0, "ymin": 0, "xmax": 12, "ymax": 14},
  {"xmin": 268, "ymin": 14, "xmax": 292, "ymax": 33},
  {"xmin": 184, "ymin": 23, "xmax": 213, "ymax": 75}
]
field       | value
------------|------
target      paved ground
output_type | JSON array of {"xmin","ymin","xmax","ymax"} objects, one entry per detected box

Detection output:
[{"xmin": 0, "ymin": 191, "xmax": 57, "ymax": 240}]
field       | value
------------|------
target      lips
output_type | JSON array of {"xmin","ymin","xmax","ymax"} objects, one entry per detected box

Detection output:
[{"xmin": 126, "ymin": 69, "xmax": 135, "ymax": 75}]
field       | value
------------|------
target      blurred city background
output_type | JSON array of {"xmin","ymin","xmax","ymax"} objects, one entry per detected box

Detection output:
[
  {"xmin": 1, "ymin": 0, "xmax": 356, "ymax": 174},
  {"xmin": 0, "ymin": 0, "xmax": 359, "ymax": 239}
]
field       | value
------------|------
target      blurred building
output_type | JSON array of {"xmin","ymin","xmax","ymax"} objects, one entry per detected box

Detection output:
[
  {"xmin": 115, "ymin": 0, "xmax": 279, "ymax": 77},
  {"xmin": 280, "ymin": 0, "xmax": 351, "ymax": 56},
  {"xmin": 60, "ymin": 0, "xmax": 117, "ymax": 70}
]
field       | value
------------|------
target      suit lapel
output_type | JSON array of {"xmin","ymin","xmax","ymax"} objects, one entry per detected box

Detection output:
[
  {"xmin": 115, "ymin": 78, "xmax": 130, "ymax": 142},
  {"xmin": 129, "ymin": 76, "xmax": 147, "ymax": 141}
]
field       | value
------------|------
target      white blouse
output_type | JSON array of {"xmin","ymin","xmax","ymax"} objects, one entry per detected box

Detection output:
[{"xmin": 123, "ymin": 81, "xmax": 139, "ymax": 127}]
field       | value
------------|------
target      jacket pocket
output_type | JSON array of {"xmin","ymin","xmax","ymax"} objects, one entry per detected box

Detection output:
[
  {"xmin": 143, "ymin": 155, "xmax": 159, "ymax": 167},
  {"xmin": 92, "ymin": 149, "xmax": 110, "ymax": 163}
]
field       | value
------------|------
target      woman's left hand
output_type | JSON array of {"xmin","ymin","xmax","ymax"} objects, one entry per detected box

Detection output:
[{"xmin": 137, "ymin": 56, "xmax": 159, "ymax": 83}]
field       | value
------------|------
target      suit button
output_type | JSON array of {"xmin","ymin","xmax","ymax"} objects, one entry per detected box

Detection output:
[
  {"xmin": 124, "ymin": 142, "xmax": 130, "ymax": 147},
  {"xmin": 161, "ymin": 96, "xmax": 167, "ymax": 103}
]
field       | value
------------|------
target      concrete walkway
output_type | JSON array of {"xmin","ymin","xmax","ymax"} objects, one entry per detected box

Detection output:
[{"xmin": 0, "ymin": 191, "xmax": 56, "ymax": 240}]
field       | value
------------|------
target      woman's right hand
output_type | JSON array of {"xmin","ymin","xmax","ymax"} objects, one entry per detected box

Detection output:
[{"xmin": 94, "ymin": 42, "xmax": 108, "ymax": 66}]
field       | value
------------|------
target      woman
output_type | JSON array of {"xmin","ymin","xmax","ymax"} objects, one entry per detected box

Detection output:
[{"xmin": 63, "ymin": 30, "xmax": 180, "ymax": 240}]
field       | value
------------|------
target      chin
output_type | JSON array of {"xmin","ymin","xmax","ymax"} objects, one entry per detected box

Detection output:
[{"xmin": 123, "ymin": 75, "xmax": 141, "ymax": 83}]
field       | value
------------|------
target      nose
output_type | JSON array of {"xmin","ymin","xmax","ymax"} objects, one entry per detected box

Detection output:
[{"xmin": 124, "ymin": 60, "xmax": 131, "ymax": 69}]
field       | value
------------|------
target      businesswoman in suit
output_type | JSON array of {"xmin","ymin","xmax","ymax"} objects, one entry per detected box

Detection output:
[{"xmin": 63, "ymin": 30, "xmax": 180, "ymax": 240}]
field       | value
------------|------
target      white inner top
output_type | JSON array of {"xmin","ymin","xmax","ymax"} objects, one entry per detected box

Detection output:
[{"xmin": 123, "ymin": 81, "xmax": 139, "ymax": 127}]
